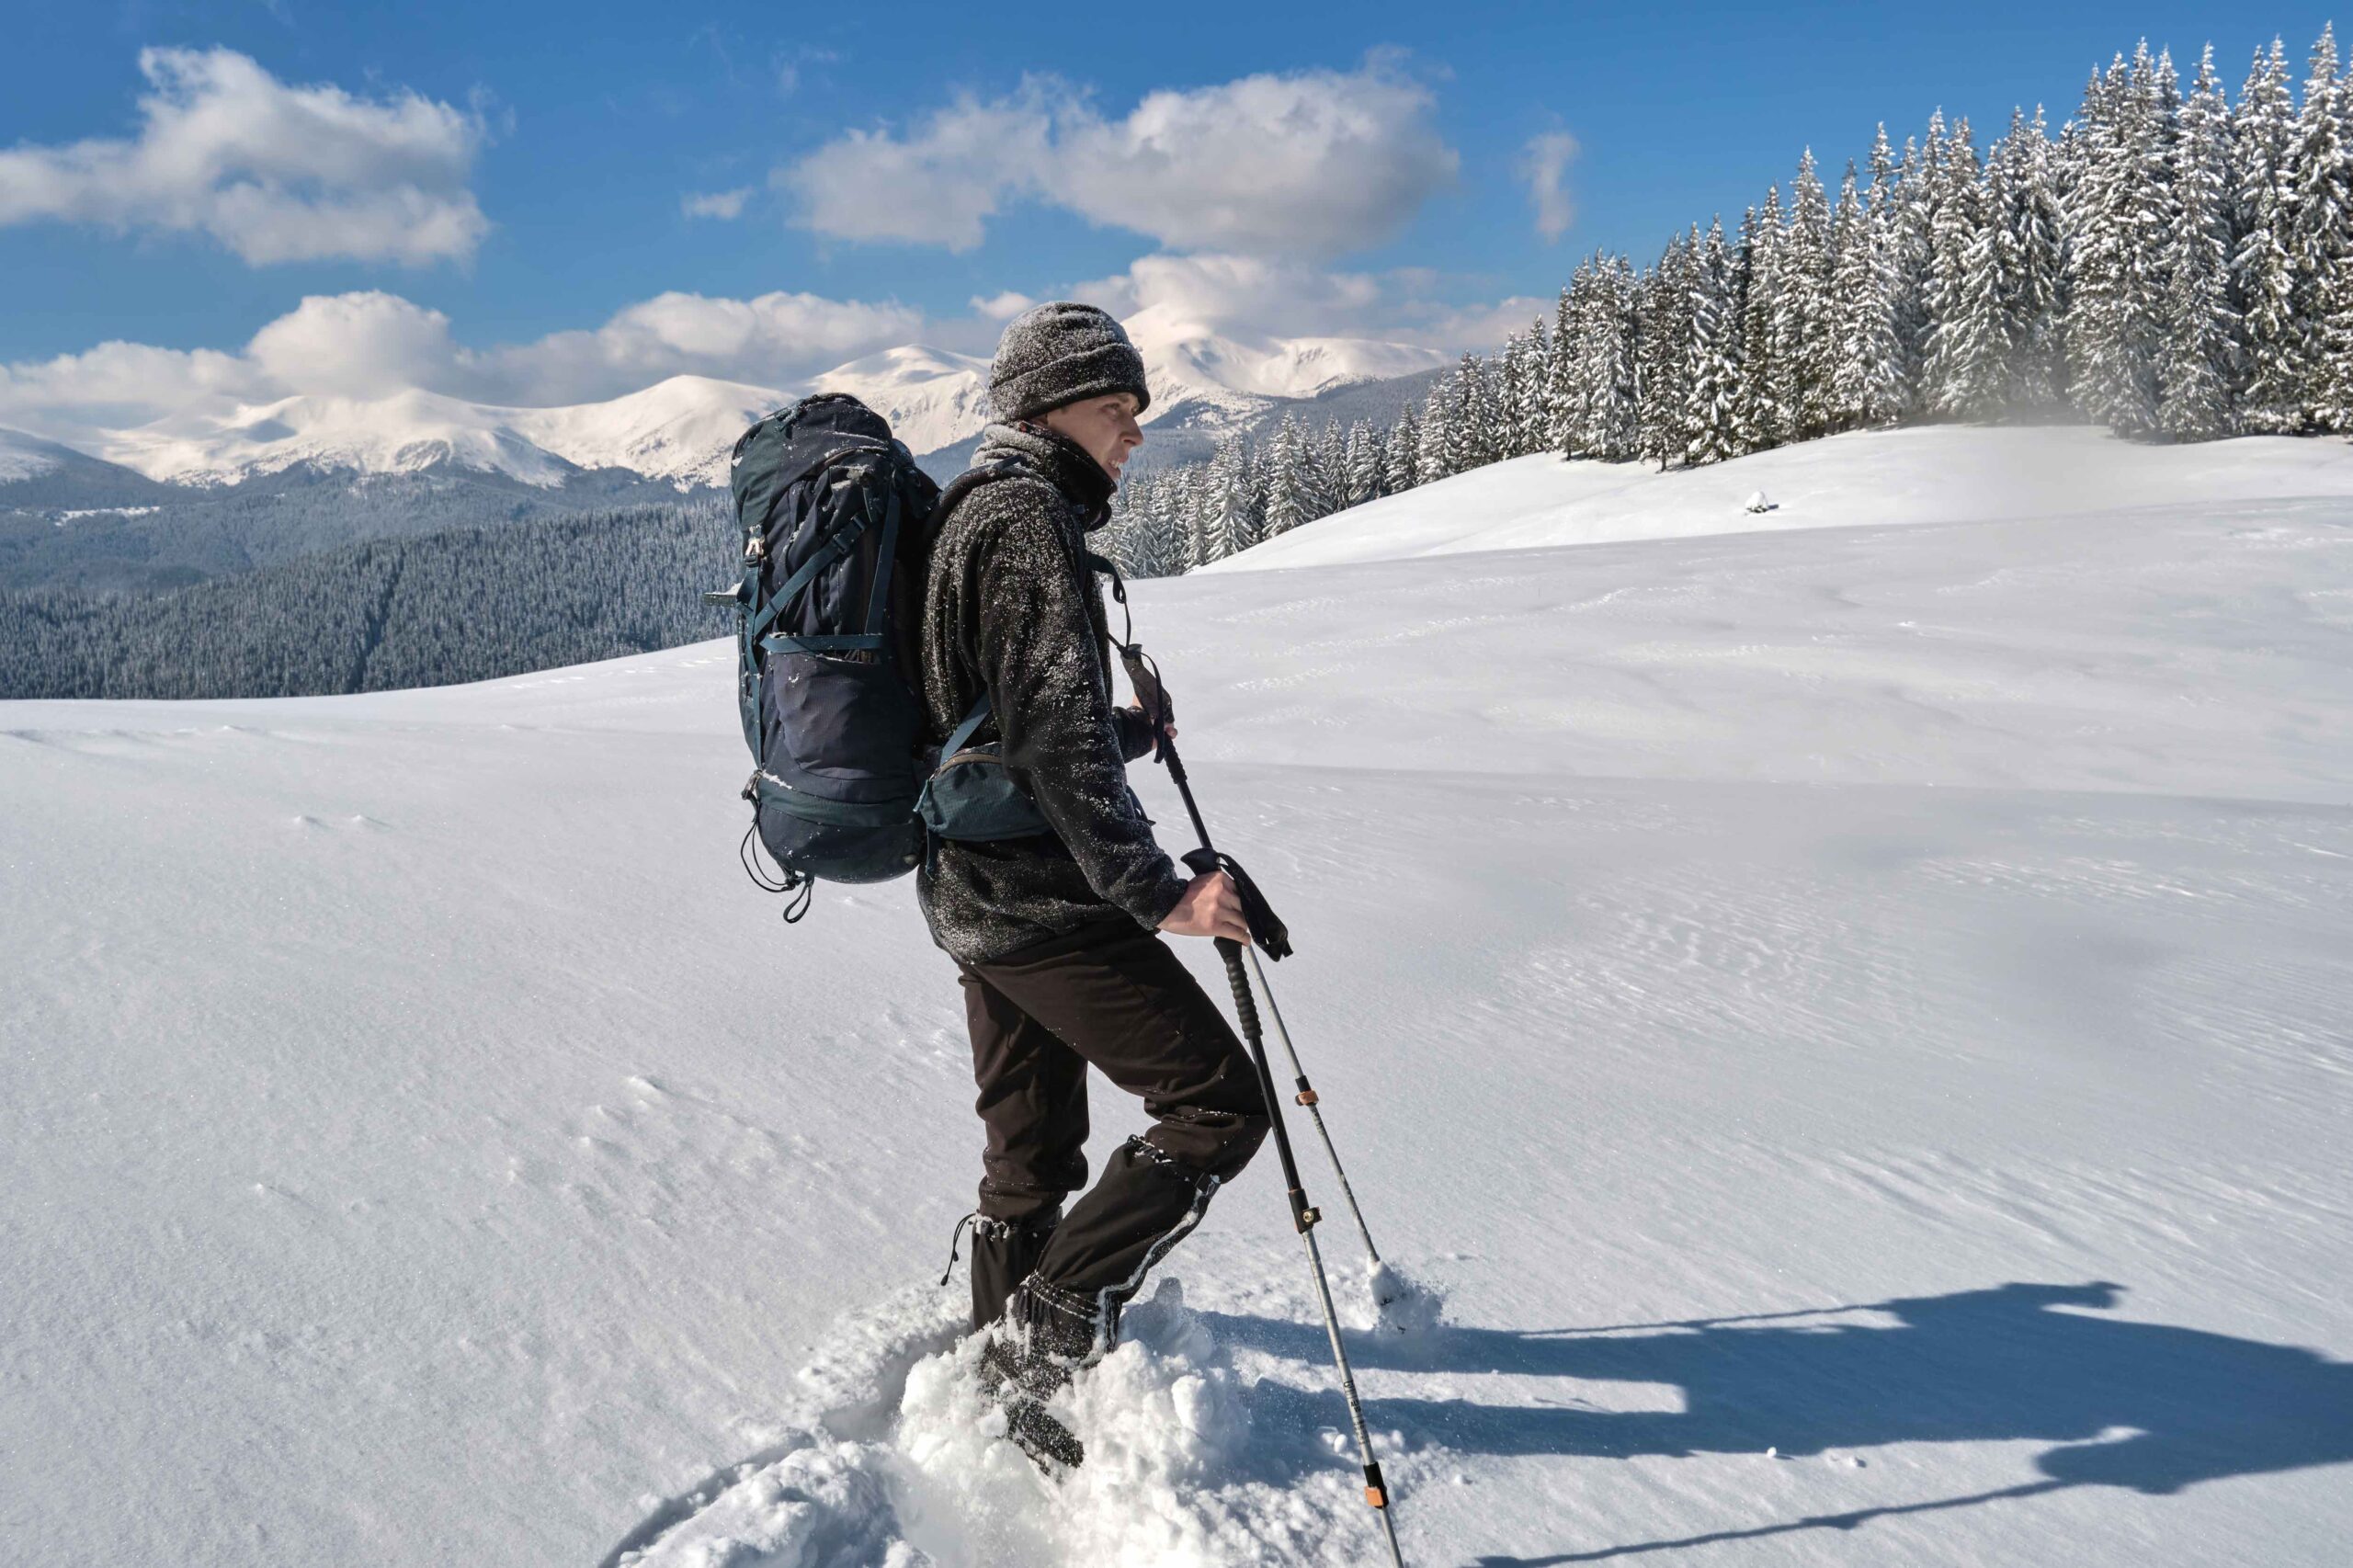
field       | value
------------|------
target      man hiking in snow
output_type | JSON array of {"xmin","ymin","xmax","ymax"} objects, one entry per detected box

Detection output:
[{"xmin": 918, "ymin": 301, "xmax": 1268, "ymax": 1465}]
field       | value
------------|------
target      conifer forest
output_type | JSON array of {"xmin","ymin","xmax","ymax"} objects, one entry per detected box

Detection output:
[{"xmin": 1097, "ymin": 29, "xmax": 2353, "ymax": 575}]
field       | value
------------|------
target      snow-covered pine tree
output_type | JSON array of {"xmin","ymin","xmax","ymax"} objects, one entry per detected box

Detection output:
[
  {"xmin": 1783, "ymin": 149, "xmax": 1839, "ymax": 438},
  {"xmin": 1138, "ymin": 472, "xmax": 1186, "ymax": 577},
  {"xmin": 2160, "ymin": 45, "xmax": 2242, "ymax": 439},
  {"xmin": 1170, "ymin": 465, "xmax": 1209, "ymax": 573},
  {"xmin": 1943, "ymin": 116, "xmax": 2024, "ymax": 419},
  {"xmin": 1457, "ymin": 352, "xmax": 1501, "ymax": 471},
  {"xmin": 1418, "ymin": 372, "xmax": 1457, "ymax": 483},
  {"xmin": 2066, "ymin": 50, "xmax": 2169, "ymax": 436},
  {"xmin": 1685, "ymin": 218, "xmax": 1745, "ymax": 464},
  {"xmin": 1260, "ymin": 416, "xmax": 1304, "ymax": 540},
  {"xmin": 1245, "ymin": 438, "xmax": 1274, "ymax": 542},
  {"xmin": 1519, "ymin": 317, "xmax": 1554, "ymax": 456},
  {"xmin": 1344, "ymin": 420, "xmax": 1383, "ymax": 507},
  {"xmin": 1312, "ymin": 421, "xmax": 1350, "ymax": 517},
  {"xmin": 1827, "ymin": 160, "xmax": 1871, "ymax": 428},
  {"xmin": 2007, "ymin": 107, "xmax": 2069, "ymax": 409},
  {"xmin": 2288, "ymin": 24, "xmax": 2353, "ymax": 431},
  {"xmin": 1636, "ymin": 232, "xmax": 1699, "ymax": 468},
  {"xmin": 1851, "ymin": 126, "xmax": 1915, "ymax": 424},
  {"xmin": 1550, "ymin": 277, "xmax": 1584, "ymax": 456},
  {"xmin": 1385, "ymin": 401, "xmax": 1421, "ymax": 494},
  {"xmin": 1595, "ymin": 255, "xmax": 1643, "ymax": 459},
  {"xmin": 1737, "ymin": 191, "xmax": 1786, "ymax": 447},
  {"xmin": 1200, "ymin": 434, "xmax": 1256, "ymax": 563},
  {"xmin": 2234, "ymin": 37, "xmax": 2303, "ymax": 432},
  {"xmin": 1891, "ymin": 120, "xmax": 1945, "ymax": 414},
  {"xmin": 1922, "ymin": 115, "xmax": 1987, "ymax": 414},
  {"xmin": 1494, "ymin": 333, "xmax": 1529, "ymax": 460}
]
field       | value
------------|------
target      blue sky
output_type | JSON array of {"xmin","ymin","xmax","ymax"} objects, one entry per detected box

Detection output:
[{"xmin": 1, "ymin": 1, "xmax": 2340, "ymax": 426}]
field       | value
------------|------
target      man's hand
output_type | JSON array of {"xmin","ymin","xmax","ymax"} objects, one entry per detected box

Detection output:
[
  {"xmin": 1159, "ymin": 869, "xmax": 1248, "ymax": 942},
  {"xmin": 1124, "ymin": 702, "xmax": 1176, "ymax": 755}
]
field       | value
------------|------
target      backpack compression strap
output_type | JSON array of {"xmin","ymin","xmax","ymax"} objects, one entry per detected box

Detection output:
[{"xmin": 760, "ymin": 471, "xmax": 904, "ymax": 657}]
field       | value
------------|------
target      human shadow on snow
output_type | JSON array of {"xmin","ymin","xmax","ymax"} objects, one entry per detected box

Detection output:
[{"xmin": 1199, "ymin": 1281, "xmax": 2353, "ymax": 1562}]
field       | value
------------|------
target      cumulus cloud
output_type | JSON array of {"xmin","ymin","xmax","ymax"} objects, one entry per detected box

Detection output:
[
  {"xmin": 0, "ymin": 339, "xmax": 266, "ymax": 439},
  {"xmin": 1520, "ymin": 131, "xmax": 1579, "ymax": 242},
  {"xmin": 779, "ymin": 62, "xmax": 1456, "ymax": 256},
  {"xmin": 1070, "ymin": 252, "xmax": 1532, "ymax": 352},
  {"xmin": 0, "ymin": 286, "xmax": 923, "ymax": 440},
  {"xmin": 0, "ymin": 260, "xmax": 1540, "ymax": 447},
  {"xmin": 1074, "ymin": 253, "xmax": 1381, "ymax": 338},
  {"xmin": 0, "ymin": 47, "xmax": 488, "ymax": 265},
  {"xmin": 681, "ymin": 187, "xmax": 752, "ymax": 220},
  {"xmin": 969, "ymin": 290, "xmax": 1037, "ymax": 321},
  {"xmin": 779, "ymin": 84, "xmax": 1056, "ymax": 250},
  {"xmin": 244, "ymin": 291, "xmax": 458, "ymax": 397},
  {"xmin": 472, "ymin": 290, "xmax": 923, "ymax": 403}
]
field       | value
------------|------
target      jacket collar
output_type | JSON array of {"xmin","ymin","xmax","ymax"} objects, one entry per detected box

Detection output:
[{"xmin": 973, "ymin": 419, "xmax": 1117, "ymax": 530}]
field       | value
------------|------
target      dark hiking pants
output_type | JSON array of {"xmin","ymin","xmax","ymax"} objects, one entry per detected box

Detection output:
[{"xmin": 957, "ymin": 918, "xmax": 1268, "ymax": 1335}]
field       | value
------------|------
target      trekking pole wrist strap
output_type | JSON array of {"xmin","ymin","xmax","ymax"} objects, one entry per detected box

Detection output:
[{"xmin": 1182, "ymin": 847, "xmax": 1292, "ymax": 960}]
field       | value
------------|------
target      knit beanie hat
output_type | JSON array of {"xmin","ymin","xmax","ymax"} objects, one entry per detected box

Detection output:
[{"xmin": 987, "ymin": 301, "xmax": 1152, "ymax": 422}]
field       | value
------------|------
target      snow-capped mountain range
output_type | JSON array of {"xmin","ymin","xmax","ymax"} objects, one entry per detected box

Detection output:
[{"xmin": 9, "ymin": 328, "xmax": 1447, "ymax": 495}]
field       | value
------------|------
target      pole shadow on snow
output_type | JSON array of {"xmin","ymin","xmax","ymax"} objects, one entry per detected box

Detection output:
[{"xmin": 1200, "ymin": 1281, "xmax": 2353, "ymax": 1562}]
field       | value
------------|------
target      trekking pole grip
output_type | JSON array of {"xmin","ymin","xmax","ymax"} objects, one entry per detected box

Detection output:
[{"xmin": 1215, "ymin": 937, "xmax": 1261, "ymax": 1038}]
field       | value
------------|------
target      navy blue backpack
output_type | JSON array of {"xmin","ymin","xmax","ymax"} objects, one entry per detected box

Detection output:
[{"xmin": 710, "ymin": 393, "xmax": 1051, "ymax": 920}]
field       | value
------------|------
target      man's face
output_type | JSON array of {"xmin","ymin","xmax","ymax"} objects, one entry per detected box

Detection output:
[{"xmin": 1040, "ymin": 392, "xmax": 1144, "ymax": 483}]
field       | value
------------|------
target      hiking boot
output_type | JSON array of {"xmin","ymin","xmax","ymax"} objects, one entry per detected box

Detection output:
[{"xmin": 975, "ymin": 1274, "xmax": 1112, "ymax": 1471}]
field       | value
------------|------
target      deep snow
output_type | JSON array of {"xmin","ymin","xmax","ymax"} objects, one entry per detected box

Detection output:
[{"xmin": 3, "ymin": 426, "xmax": 2347, "ymax": 1567}]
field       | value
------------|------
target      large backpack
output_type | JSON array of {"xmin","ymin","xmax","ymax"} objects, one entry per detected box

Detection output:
[{"xmin": 710, "ymin": 393, "xmax": 1052, "ymax": 919}]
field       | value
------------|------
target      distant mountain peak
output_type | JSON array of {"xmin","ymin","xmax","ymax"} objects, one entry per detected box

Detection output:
[{"xmin": 29, "ymin": 328, "xmax": 1449, "ymax": 496}]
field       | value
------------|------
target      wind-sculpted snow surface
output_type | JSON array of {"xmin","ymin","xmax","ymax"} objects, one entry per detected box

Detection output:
[{"xmin": 3, "ymin": 428, "xmax": 2349, "ymax": 1566}]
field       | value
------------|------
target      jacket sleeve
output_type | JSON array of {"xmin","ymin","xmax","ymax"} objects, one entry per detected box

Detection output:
[{"xmin": 969, "ymin": 494, "xmax": 1189, "ymax": 929}]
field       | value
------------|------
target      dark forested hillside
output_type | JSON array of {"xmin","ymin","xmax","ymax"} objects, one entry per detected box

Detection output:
[
  {"xmin": 0, "ymin": 499, "xmax": 734, "ymax": 700},
  {"xmin": 0, "ymin": 464, "xmax": 710, "ymax": 596}
]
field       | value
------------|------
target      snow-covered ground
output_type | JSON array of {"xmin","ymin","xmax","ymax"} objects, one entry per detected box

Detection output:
[
  {"xmin": 1210, "ymin": 424, "xmax": 2353, "ymax": 572},
  {"xmin": 3, "ymin": 427, "xmax": 2347, "ymax": 1567}
]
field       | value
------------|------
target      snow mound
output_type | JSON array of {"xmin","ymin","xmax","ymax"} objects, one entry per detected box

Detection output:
[
  {"xmin": 1345, "ymin": 1261, "xmax": 1445, "ymax": 1339},
  {"xmin": 613, "ymin": 1278, "xmax": 1398, "ymax": 1568}
]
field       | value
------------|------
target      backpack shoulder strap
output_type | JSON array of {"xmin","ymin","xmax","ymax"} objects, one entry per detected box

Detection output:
[{"xmin": 932, "ymin": 460, "xmax": 1028, "ymax": 532}]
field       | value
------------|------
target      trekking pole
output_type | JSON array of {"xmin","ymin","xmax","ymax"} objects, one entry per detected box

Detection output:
[
  {"xmin": 1118, "ymin": 645, "xmax": 1407, "ymax": 1568},
  {"xmin": 1241, "ymin": 943, "xmax": 1382, "ymax": 1267}
]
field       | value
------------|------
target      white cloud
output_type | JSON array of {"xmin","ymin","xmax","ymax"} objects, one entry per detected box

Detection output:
[
  {"xmin": 0, "ymin": 259, "xmax": 1536, "ymax": 448},
  {"xmin": 1057, "ymin": 67, "xmax": 1457, "ymax": 255},
  {"xmin": 779, "ymin": 62, "xmax": 1456, "ymax": 257},
  {"xmin": 472, "ymin": 290, "xmax": 923, "ymax": 403},
  {"xmin": 681, "ymin": 187, "xmax": 752, "ymax": 220},
  {"xmin": 0, "ymin": 47, "xmax": 488, "ymax": 265},
  {"xmin": 0, "ymin": 339, "xmax": 266, "ymax": 439},
  {"xmin": 1520, "ymin": 131, "xmax": 1579, "ymax": 242},
  {"xmin": 970, "ymin": 290, "xmax": 1037, "ymax": 321},
  {"xmin": 244, "ymin": 291, "xmax": 457, "ymax": 397},
  {"xmin": 0, "ymin": 287, "xmax": 923, "ymax": 441},
  {"xmin": 1068, "ymin": 252, "xmax": 1532, "ymax": 352},
  {"xmin": 779, "ymin": 83, "xmax": 1056, "ymax": 251}
]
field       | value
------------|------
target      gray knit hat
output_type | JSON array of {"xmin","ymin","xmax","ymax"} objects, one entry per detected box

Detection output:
[{"xmin": 987, "ymin": 301, "xmax": 1152, "ymax": 422}]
